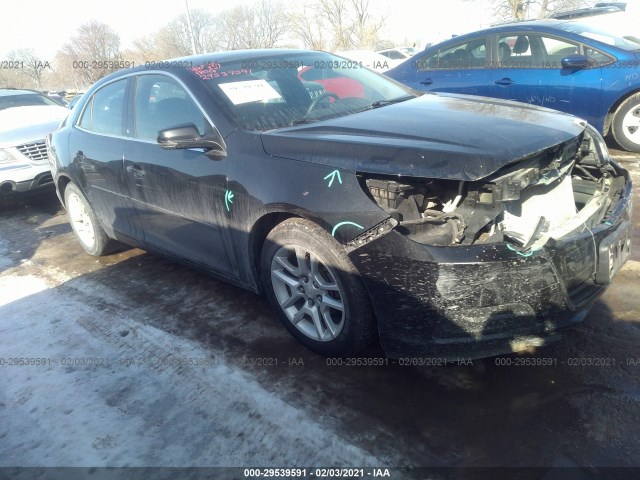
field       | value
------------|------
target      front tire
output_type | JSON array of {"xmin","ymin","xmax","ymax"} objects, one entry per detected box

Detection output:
[
  {"xmin": 611, "ymin": 94, "xmax": 640, "ymax": 153},
  {"xmin": 261, "ymin": 218, "xmax": 375, "ymax": 356},
  {"xmin": 64, "ymin": 183, "xmax": 116, "ymax": 256}
]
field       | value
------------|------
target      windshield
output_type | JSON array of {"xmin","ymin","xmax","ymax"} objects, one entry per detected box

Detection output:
[
  {"xmin": 559, "ymin": 22, "xmax": 640, "ymax": 51},
  {"xmin": 194, "ymin": 52, "xmax": 416, "ymax": 131},
  {"xmin": 0, "ymin": 93, "xmax": 60, "ymax": 111}
]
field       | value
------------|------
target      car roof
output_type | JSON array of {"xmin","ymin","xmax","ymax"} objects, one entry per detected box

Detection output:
[
  {"xmin": 0, "ymin": 88, "xmax": 42, "ymax": 97},
  {"xmin": 431, "ymin": 18, "xmax": 629, "ymax": 47},
  {"xmin": 97, "ymin": 49, "xmax": 340, "ymax": 84},
  {"xmin": 480, "ymin": 18, "xmax": 574, "ymax": 32},
  {"xmin": 155, "ymin": 49, "xmax": 324, "ymax": 67}
]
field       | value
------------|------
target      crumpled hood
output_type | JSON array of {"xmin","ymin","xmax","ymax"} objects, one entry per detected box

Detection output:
[
  {"xmin": 0, "ymin": 105, "xmax": 69, "ymax": 147},
  {"xmin": 261, "ymin": 93, "xmax": 586, "ymax": 181}
]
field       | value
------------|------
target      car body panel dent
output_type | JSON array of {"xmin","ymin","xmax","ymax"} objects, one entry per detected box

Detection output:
[{"xmin": 349, "ymin": 166, "xmax": 633, "ymax": 358}]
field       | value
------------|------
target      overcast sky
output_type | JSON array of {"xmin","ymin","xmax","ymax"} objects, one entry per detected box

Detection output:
[{"xmin": 1, "ymin": 0, "xmax": 495, "ymax": 59}]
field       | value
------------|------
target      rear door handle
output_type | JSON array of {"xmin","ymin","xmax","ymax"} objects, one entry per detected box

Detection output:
[
  {"xmin": 494, "ymin": 77, "xmax": 515, "ymax": 86},
  {"xmin": 420, "ymin": 78, "xmax": 434, "ymax": 85},
  {"xmin": 126, "ymin": 164, "xmax": 145, "ymax": 183}
]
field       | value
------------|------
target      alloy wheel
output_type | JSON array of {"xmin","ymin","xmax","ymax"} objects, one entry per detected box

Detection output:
[
  {"xmin": 270, "ymin": 245, "xmax": 345, "ymax": 342},
  {"xmin": 67, "ymin": 192, "xmax": 96, "ymax": 249}
]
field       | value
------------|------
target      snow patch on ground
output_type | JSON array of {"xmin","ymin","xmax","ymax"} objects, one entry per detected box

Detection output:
[
  {"xmin": 0, "ymin": 237, "xmax": 13, "ymax": 269},
  {"xmin": 0, "ymin": 265, "xmax": 379, "ymax": 467}
]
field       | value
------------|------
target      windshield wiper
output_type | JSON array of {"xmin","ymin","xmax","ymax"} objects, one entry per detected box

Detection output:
[
  {"xmin": 368, "ymin": 95, "xmax": 415, "ymax": 109},
  {"xmin": 290, "ymin": 118, "xmax": 319, "ymax": 126}
]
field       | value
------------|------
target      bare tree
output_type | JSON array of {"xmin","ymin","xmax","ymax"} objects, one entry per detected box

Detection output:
[
  {"xmin": 217, "ymin": 0, "xmax": 287, "ymax": 50},
  {"xmin": 490, "ymin": 0, "xmax": 591, "ymax": 21},
  {"xmin": 129, "ymin": 9, "xmax": 219, "ymax": 62},
  {"xmin": 289, "ymin": 0, "xmax": 385, "ymax": 51},
  {"xmin": 287, "ymin": 3, "xmax": 328, "ymax": 50},
  {"xmin": 536, "ymin": 0, "xmax": 592, "ymax": 17},
  {"xmin": 0, "ymin": 49, "xmax": 50, "ymax": 90},
  {"xmin": 350, "ymin": 0, "xmax": 384, "ymax": 48},
  {"xmin": 58, "ymin": 21, "xmax": 122, "ymax": 85},
  {"xmin": 51, "ymin": 52, "xmax": 88, "ymax": 91},
  {"xmin": 490, "ymin": 0, "xmax": 529, "ymax": 20},
  {"xmin": 3, "ymin": 49, "xmax": 52, "ymax": 90},
  {"xmin": 317, "ymin": 0, "xmax": 353, "ymax": 50}
]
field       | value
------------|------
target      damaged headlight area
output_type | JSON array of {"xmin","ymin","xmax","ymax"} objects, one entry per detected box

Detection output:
[{"xmin": 358, "ymin": 125, "xmax": 626, "ymax": 252}]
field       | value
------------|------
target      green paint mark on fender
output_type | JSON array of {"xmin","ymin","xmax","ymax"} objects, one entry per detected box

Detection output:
[
  {"xmin": 506, "ymin": 243, "xmax": 540, "ymax": 258},
  {"xmin": 225, "ymin": 190, "xmax": 234, "ymax": 212},
  {"xmin": 324, "ymin": 169, "xmax": 343, "ymax": 188},
  {"xmin": 331, "ymin": 221, "xmax": 364, "ymax": 237}
]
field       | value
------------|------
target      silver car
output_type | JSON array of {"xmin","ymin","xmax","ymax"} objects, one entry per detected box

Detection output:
[{"xmin": 0, "ymin": 89, "xmax": 69, "ymax": 195}]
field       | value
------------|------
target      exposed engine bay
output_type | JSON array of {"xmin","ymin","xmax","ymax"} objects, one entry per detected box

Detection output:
[{"xmin": 359, "ymin": 126, "xmax": 626, "ymax": 252}]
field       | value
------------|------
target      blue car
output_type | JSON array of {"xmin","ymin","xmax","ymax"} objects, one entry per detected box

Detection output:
[{"xmin": 386, "ymin": 20, "xmax": 640, "ymax": 152}]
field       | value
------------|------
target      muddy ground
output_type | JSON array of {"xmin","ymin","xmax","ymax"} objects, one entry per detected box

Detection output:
[{"xmin": 0, "ymin": 149, "xmax": 639, "ymax": 478}]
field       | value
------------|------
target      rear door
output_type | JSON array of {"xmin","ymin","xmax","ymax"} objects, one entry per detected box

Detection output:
[
  {"xmin": 123, "ymin": 73, "xmax": 238, "ymax": 278},
  {"xmin": 69, "ymin": 77, "xmax": 142, "ymax": 241},
  {"xmin": 402, "ymin": 36, "xmax": 493, "ymax": 96}
]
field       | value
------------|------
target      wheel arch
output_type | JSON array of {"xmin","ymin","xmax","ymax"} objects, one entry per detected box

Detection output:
[
  {"xmin": 56, "ymin": 174, "xmax": 73, "ymax": 206},
  {"xmin": 247, "ymin": 209, "xmax": 349, "ymax": 293},
  {"xmin": 248, "ymin": 211, "xmax": 300, "ymax": 292},
  {"xmin": 604, "ymin": 87, "xmax": 640, "ymax": 136}
]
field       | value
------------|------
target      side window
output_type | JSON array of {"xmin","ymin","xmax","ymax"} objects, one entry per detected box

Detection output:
[
  {"xmin": 78, "ymin": 79, "xmax": 127, "ymax": 135},
  {"xmin": 133, "ymin": 74, "xmax": 209, "ymax": 141},
  {"xmin": 540, "ymin": 36, "xmax": 580, "ymax": 66},
  {"xmin": 418, "ymin": 38, "xmax": 487, "ymax": 70},
  {"xmin": 416, "ymin": 51, "xmax": 439, "ymax": 71},
  {"xmin": 387, "ymin": 50, "xmax": 405, "ymax": 60},
  {"xmin": 499, "ymin": 34, "xmax": 580, "ymax": 68},
  {"xmin": 79, "ymin": 97, "xmax": 93, "ymax": 130},
  {"xmin": 584, "ymin": 47, "xmax": 613, "ymax": 66},
  {"xmin": 497, "ymin": 34, "xmax": 533, "ymax": 67}
]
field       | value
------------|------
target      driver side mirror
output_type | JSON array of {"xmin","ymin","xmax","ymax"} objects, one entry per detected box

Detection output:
[
  {"xmin": 561, "ymin": 54, "xmax": 591, "ymax": 70},
  {"xmin": 158, "ymin": 123, "xmax": 226, "ymax": 158}
]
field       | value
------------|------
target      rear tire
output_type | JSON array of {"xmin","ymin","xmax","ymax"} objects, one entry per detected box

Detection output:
[
  {"xmin": 64, "ymin": 183, "xmax": 116, "ymax": 256},
  {"xmin": 261, "ymin": 218, "xmax": 376, "ymax": 356},
  {"xmin": 611, "ymin": 94, "xmax": 640, "ymax": 153}
]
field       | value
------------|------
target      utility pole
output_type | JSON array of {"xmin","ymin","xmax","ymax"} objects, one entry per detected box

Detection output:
[{"xmin": 185, "ymin": 0, "xmax": 198, "ymax": 55}]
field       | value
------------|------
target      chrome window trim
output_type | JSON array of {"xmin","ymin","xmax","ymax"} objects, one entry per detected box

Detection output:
[
  {"xmin": 75, "ymin": 77, "xmax": 128, "ymax": 138},
  {"xmin": 73, "ymin": 69, "xmax": 225, "ymax": 149}
]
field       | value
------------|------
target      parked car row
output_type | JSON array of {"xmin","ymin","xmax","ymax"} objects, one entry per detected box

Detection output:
[
  {"xmin": 0, "ymin": 14, "xmax": 635, "ymax": 359},
  {"xmin": 385, "ymin": 19, "xmax": 640, "ymax": 152},
  {"xmin": 46, "ymin": 48, "xmax": 632, "ymax": 359}
]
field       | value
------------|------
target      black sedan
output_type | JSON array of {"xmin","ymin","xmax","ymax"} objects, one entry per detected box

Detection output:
[{"xmin": 47, "ymin": 50, "xmax": 633, "ymax": 359}]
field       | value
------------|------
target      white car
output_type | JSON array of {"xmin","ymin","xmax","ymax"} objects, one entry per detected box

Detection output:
[
  {"xmin": 0, "ymin": 89, "xmax": 69, "ymax": 195},
  {"xmin": 376, "ymin": 47, "xmax": 419, "ymax": 68}
]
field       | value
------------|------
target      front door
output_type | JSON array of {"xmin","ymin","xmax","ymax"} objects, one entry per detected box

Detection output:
[
  {"xmin": 124, "ymin": 74, "xmax": 238, "ymax": 279},
  {"xmin": 490, "ymin": 32, "xmax": 603, "ymax": 120}
]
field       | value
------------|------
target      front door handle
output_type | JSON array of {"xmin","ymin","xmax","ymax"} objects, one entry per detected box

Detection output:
[
  {"xmin": 420, "ymin": 78, "xmax": 434, "ymax": 85},
  {"xmin": 494, "ymin": 77, "xmax": 515, "ymax": 86}
]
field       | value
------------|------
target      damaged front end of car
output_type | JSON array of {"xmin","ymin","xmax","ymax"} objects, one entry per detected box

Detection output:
[{"xmin": 349, "ymin": 125, "xmax": 633, "ymax": 359}]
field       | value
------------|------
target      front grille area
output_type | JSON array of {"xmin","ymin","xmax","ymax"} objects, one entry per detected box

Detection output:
[{"xmin": 16, "ymin": 141, "xmax": 48, "ymax": 162}]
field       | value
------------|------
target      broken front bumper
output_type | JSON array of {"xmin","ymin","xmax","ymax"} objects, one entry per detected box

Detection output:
[{"xmin": 349, "ymin": 175, "xmax": 633, "ymax": 360}]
